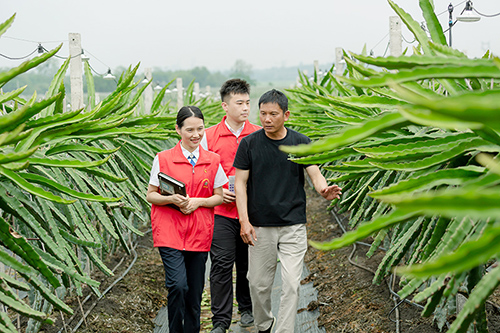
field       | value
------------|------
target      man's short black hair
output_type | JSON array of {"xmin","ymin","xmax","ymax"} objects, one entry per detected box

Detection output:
[
  {"xmin": 258, "ymin": 89, "xmax": 288, "ymax": 113},
  {"xmin": 220, "ymin": 79, "xmax": 250, "ymax": 103}
]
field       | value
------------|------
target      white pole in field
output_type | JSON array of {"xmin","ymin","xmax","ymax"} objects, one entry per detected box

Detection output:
[
  {"xmin": 194, "ymin": 82, "xmax": 200, "ymax": 101},
  {"xmin": 144, "ymin": 67, "xmax": 153, "ymax": 114},
  {"xmin": 335, "ymin": 47, "xmax": 344, "ymax": 76},
  {"xmin": 176, "ymin": 78, "xmax": 183, "ymax": 109},
  {"xmin": 390, "ymin": 16, "xmax": 402, "ymax": 57},
  {"xmin": 69, "ymin": 33, "xmax": 84, "ymax": 111}
]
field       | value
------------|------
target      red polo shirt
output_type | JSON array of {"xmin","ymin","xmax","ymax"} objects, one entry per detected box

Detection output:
[{"xmin": 205, "ymin": 116, "xmax": 261, "ymax": 219}]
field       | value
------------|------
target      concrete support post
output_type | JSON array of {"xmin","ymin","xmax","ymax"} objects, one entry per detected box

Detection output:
[
  {"xmin": 194, "ymin": 82, "xmax": 200, "ymax": 101},
  {"xmin": 206, "ymin": 85, "xmax": 212, "ymax": 100},
  {"xmin": 389, "ymin": 16, "xmax": 403, "ymax": 57},
  {"xmin": 335, "ymin": 47, "xmax": 344, "ymax": 76},
  {"xmin": 144, "ymin": 67, "xmax": 153, "ymax": 114},
  {"xmin": 176, "ymin": 78, "xmax": 183, "ymax": 109},
  {"xmin": 69, "ymin": 33, "xmax": 84, "ymax": 111}
]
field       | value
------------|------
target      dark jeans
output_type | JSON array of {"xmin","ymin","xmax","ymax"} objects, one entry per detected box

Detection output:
[
  {"xmin": 209, "ymin": 215, "xmax": 252, "ymax": 328},
  {"xmin": 158, "ymin": 247, "xmax": 208, "ymax": 333}
]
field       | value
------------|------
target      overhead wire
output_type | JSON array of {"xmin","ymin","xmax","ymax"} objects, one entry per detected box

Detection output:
[
  {"xmin": 0, "ymin": 47, "xmax": 38, "ymax": 60},
  {"xmin": 1, "ymin": 35, "xmax": 113, "ymax": 76},
  {"xmin": 473, "ymin": 8, "xmax": 500, "ymax": 18}
]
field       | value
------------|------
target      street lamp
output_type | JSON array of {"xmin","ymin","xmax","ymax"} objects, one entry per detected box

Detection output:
[
  {"xmin": 103, "ymin": 68, "xmax": 116, "ymax": 80},
  {"xmin": 448, "ymin": 1, "xmax": 481, "ymax": 47},
  {"xmin": 457, "ymin": 1, "xmax": 481, "ymax": 23}
]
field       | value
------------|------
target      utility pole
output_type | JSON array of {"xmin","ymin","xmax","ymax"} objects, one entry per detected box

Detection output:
[
  {"xmin": 335, "ymin": 47, "xmax": 344, "ymax": 76},
  {"xmin": 69, "ymin": 33, "xmax": 84, "ymax": 111},
  {"xmin": 176, "ymin": 78, "xmax": 183, "ymax": 109},
  {"xmin": 194, "ymin": 82, "xmax": 200, "ymax": 101},
  {"xmin": 389, "ymin": 16, "xmax": 402, "ymax": 56},
  {"xmin": 144, "ymin": 67, "xmax": 153, "ymax": 114}
]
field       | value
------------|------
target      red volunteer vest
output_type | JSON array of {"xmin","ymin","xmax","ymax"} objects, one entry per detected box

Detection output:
[
  {"xmin": 151, "ymin": 141, "xmax": 220, "ymax": 251},
  {"xmin": 205, "ymin": 116, "xmax": 261, "ymax": 219}
]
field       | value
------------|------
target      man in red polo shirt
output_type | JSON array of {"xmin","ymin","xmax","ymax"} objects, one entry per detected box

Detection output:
[{"xmin": 201, "ymin": 79, "xmax": 261, "ymax": 333}]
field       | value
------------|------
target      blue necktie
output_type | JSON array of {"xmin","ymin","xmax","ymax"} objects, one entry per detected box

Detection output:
[{"xmin": 188, "ymin": 154, "xmax": 196, "ymax": 167}]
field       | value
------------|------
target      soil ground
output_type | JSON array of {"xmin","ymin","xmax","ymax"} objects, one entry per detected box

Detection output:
[{"xmin": 37, "ymin": 185, "xmax": 500, "ymax": 332}]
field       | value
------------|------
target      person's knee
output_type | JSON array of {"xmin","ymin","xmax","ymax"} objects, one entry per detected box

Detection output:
[{"xmin": 167, "ymin": 279, "xmax": 188, "ymax": 297}]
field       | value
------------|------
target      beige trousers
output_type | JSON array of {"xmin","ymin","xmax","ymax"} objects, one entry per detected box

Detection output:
[{"xmin": 247, "ymin": 224, "xmax": 307, "ymax": 333}]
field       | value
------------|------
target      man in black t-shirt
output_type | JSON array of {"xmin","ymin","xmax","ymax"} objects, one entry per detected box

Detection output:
[{"xmin": 233, "ymin": 89, "xmax": 342, "ymax": 333}]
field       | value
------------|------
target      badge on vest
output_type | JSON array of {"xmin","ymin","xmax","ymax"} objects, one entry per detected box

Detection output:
[{"xmin": 202, "ymin": 179, "xmax": 210, "ymax": 188}]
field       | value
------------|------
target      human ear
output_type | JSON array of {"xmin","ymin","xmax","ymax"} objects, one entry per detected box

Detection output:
[
  {"xmin": 221, "ymin": 102, "xmax": 229, "ymax": 113},
  {"xmin": 284, "ymin": 110, "xmax": 291, "ymax": 121}
]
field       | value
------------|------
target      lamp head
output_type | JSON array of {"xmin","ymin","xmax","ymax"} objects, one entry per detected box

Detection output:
[
  {"xmin": 81, "ymin": 49, "xmax": 90, "ymax": 61},
  {"xmin": 457, "ymin": 0, "xmax": 481, "ymax": 22},
  {"xmin": 103, "ymin": 68, "xmax": 116, "ymax": 80}
]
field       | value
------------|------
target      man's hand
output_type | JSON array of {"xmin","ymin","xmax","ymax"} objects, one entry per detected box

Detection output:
[
  {"xmin": 320, "ymin": 185, "xmax": 342, "ymax": 200},
  {"xmin": 240, "ymin": 220, "xmax": 257, "ymax": 246},
  {"xmin": 222, "ymin": 188, "xmax": 236, "ymax": 204}
]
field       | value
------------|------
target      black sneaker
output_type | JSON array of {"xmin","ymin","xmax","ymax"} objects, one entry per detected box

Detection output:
[
  {"xmin": 258, "ymin": 317, "xmax": 275, "ymax": 333},
  {"xmin": 240, "ymin": 310, "xmax": 254, "ymax": 327},
  {"xmin": 210, "ymin": 324, "xmax": 226, "ymax": 333}
]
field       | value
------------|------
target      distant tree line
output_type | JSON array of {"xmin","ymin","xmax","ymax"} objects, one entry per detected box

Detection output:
[{"xmin": 0, "ymin": 58, "xmax": 322, "ymax": 99}]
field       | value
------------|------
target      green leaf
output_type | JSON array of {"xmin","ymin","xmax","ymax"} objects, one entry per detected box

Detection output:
[
  {"xmin": 45, "ymin": 143, "xmax": 121, "ymax": 156},
  {"xmin": 0, "ymin": 166, "xmax": 75, "ymax": 204},
  {"xmin": 0, "ymin": 283, "xmax": 53, "ymax": 324},
  {"xmin": 388, "ymin": 0, "xmax": 432, "ymax": 54},
  {"xmin": 339, "ymin": 63, "xmax": 500, "ymax": 88},
  {"xmin": 0, "ymin": 86, "xmax": 26, "ymax": 104},
  {"xmin": 419, "ymin": 0, "xmax": 447, "ymax": 45},
  {"xmin": 28, "ymin": 154, "xmax": 112, "ymax": 169},
  {"xmin": 42, "ymin": 57, "xmax": 70, "ymax": 117},
  {"xmin": 83, "ymin": 60, "xmax": 96, "ymax": 109},
  {"xmin": 369, "ymin": 138, "xmax": 493, "ymax": 171},
  {"xmin": 383, "ymin": 188, "xmax": 500, "ymax": 219},
  {"xmin": 0, "ymin": 146, "xmax": 38, "ymax": 164},
  {"xmin": 309, "ymin": 209, "xmax": 421, "ymax": 250},
  {"xmin": 281, "ymin": 112, "xmax": 408, "ymax": 156},
  {"xmin": 20, "ymin": 173, "xmax": 123, "ymax": 202},
  {"xmin": 0, "ymin": 44, "xmax": 63, "ymax": 88},
  {"xmin": 0, "ymin": 14, "xmax": 15, "ymax": 39},
  {"xmin": 398, "ymin": 223, "xmax": 500, "ymax": 278},
  {"xmin": 370, "ymin": 167, "xmax": 484, "ymax": 198}
]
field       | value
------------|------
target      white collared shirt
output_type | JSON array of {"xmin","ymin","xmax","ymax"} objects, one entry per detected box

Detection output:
[
  {"xmin": 200, "ymin": 120, "xmax": 245, "ymax": 150},
  {"xmin": 149, "ymin": 145, "xmax": 227, "ymax": 188},
  {"xmin": 225, "ymin": 119, "xmax": 245, "ymax": 138}
]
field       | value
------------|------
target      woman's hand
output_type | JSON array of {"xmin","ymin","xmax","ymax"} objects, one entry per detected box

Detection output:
[
  {"xmin": 170, "ymin": 194, "xmax": 189, "ymax": 209},
  {"xmin": 180, "ymin": 197, "xmax": 203, "ymax": 215}
]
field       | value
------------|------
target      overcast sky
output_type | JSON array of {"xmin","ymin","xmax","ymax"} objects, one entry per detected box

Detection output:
[{"xmin": 1, "ymin": 1, "xmax": 500, "ymax": 74}]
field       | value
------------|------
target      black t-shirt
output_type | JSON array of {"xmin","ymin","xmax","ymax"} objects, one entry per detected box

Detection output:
[{"xmin": 233, "ymin": 128, "xmax": 311, "ymax": 227}]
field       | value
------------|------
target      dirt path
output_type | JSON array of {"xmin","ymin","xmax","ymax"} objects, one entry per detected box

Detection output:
[{"xmin": 40, "ymin": 185, "xmax": 500, "ymax": 332}]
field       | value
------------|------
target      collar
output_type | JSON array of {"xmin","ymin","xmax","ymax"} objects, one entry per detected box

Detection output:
[
  {"xmin": 173, "ymin": 141, "xmax": 210, "ymax": 165},
  {"xmin": 224, "ymin": 117, "xmax": 245, "ymax": 138},
  {"xmin": 219, "ymin": 115, "xmax": 254, "ymax": 137},
  {"xmin": 180, "ymin": 144, "xmax": 199, "ymax": 160}
]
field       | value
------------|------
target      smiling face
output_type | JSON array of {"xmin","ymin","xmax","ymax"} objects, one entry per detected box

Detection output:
[
  {"xmin": 176, "ymin": 116, "xmax": 205, "ymax": 152},
  {"xmin": 259, "ymin": 102, "xmax": 289, "ymax": 140},
  {"xmin": 222, "ymin": 93, "xmax": 250, "ymax": 126}
]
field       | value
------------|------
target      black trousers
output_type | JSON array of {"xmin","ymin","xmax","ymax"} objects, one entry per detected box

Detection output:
[
  {"xmin": 158, "ymin": 247, "xmax": 208, "ymax": 333},
  {"xmin": 209, "ymin": 215, "xmax": 252, "ymax": 328}
]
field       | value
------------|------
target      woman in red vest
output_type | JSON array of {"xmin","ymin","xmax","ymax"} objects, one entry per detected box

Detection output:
[{"xmin": 147, "ymin": 106, "xmax": 227, "ymax": 333}]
